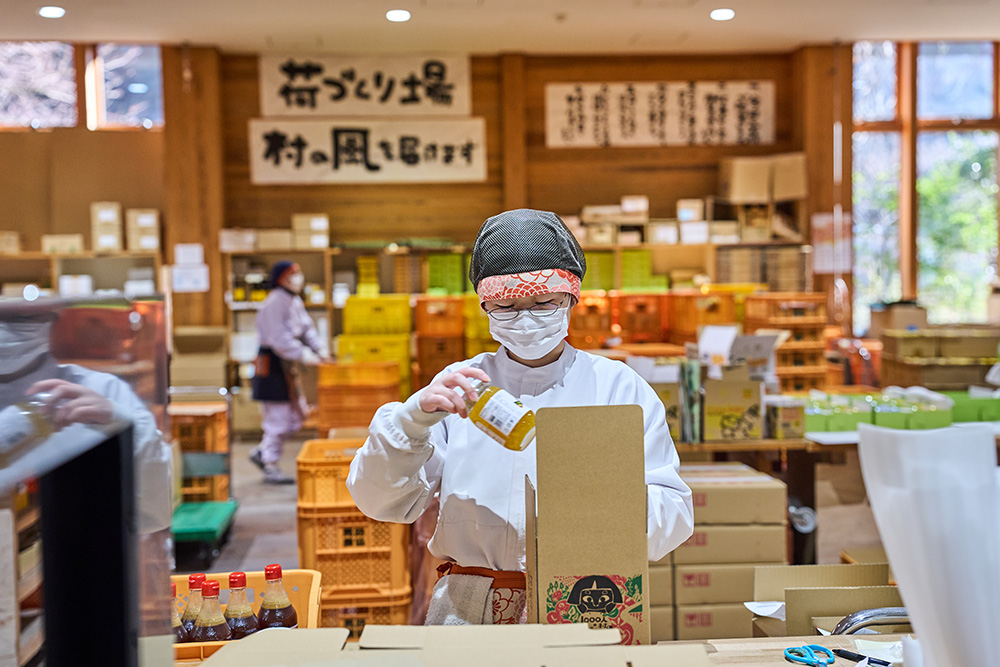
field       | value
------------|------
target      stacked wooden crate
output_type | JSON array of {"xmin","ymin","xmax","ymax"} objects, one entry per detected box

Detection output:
[{"xmin": 743, "ymin": 293, "xmax": 828, "ymax": 392}]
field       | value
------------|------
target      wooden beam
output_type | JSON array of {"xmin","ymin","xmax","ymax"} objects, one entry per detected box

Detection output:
[
  {"xmin": 161, "ymin": 45, "xmax": 226, "ymax": 326},
  {"xmin": 500, "ymin": 52, "xmax": 528, "ymax": 211},
  {"xmin": 898, "ymin": 43, "xmax": 918, "ymax": 301}
]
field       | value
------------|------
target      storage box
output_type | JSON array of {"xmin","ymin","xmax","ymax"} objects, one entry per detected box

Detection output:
[
  {"xmin": 718, "ymin": 157, "xmax": 771, "ymax": 204},
  {"xmin": 650, "ymin": 605, "xmax": 675, "ymax": 642},
  {"xmin": 764, "ymin": 396, "xmax": 805, "ymax": 439},
  {"xmin": 675, "ymin": 563, "xmax": 783, "ymax": 605},
  {"xmin": 526, "ymin": 406, "xmax": 651, "ymax": 644},
  {"xmin": 702, "ymin": 365, "xmax": 762, "ymax": 441},
  {"xmin": 294, "ymin": 230, "xmax": 330, "ymax": 249},
  {"xmin": 0, "ymin": 231, "xmax": 20, "ymax": 254},
  {"xmin": 256, "ymin": 229, "xmax": 294, "ymax": 250},
  {"xmin": 91, "ymin": 201, "xmax": 123, "ymax": 227},
  {"xmin": 676, "ymin": 199, "xmax": 705, "ymax": 223},
  {"xmin": 219, "ymin": 228, "xmax": 257, "ymax": 253},
  {"xmin": 41, "ymin": 233, "xmax": 85, "ymax": 255},
  {"xmin": 673, "ymin": 524, "xmax": 787, "ymax": 565},
  {"xmin": 92, "ymin": 223, "xmax": 123, "ymax": 251},
  {"xmin": 647, "ymin": 221, "xmax": 679, "ymax": 245},
  {"xmin": 586, "ymin": 223, "xmax": 617, "ymax": 245},
  {"xmin": 648, "ymin": 565, "xmax": 673, "ymax": 606},
  {"xmin": 292, "ymin": 213, "xmax": 331, "ymax": 232},
  {"xmin": 126, "ymin": 208, "xmax": 159, "ymax": 229},
  {"xmin": 683, "ymin": 474, "xmax": 787, "ymax": 525},
  {"xmin": 869, "ymin": 302, "xmax": 927, "ymax": 338},
  {"xmin": 676, "ymin": 603, "xmax": 753, "ymax": 640},
  {"xmin": 127, "ymin": 227, "xmax": 160, "ymax": 251},
  {"xmin": 679, "ymin": 221, "xmax": 710, "ymax": 245},
  {"xmin": 770, "ymin": 152, "xmax": 808, "ymax": 201},
  {"xmin": 626, "ymin": 356, "xmax": 681, "ymax": 440},
  {"xmin": 416, "ymin": 336, "xmax": 465, "ymax": 379},
  {"xmin": 57, "ymin": 274, "xmax": 94, "ymax": 296},
  {"xmin": 414, "ymin": 296, "xmax": 465, "ymax": 337}
]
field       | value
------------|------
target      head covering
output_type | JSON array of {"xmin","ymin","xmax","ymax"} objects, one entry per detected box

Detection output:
[
  {"xmin": 269, "ymin": 261, "xmax": 296, "ymax": 289},
  {"xmin": 469, "ymin": 209, "xmax": 586, "ymax": 303}
]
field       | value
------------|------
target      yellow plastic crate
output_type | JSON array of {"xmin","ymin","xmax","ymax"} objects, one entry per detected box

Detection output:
[
  {"xmin": 320, "ymin": 587, "xmax": 412, "ymax": 641},
  {"xmin": 336, "ymin": 334, "xmax": 412, "ymax": 399},
  {"xmin": 297, "ymin": 439, "xmax": 366, "ymax": 509},
  {"xmin": 463, "ymin": 294, "xmax": 492, "ymax": 339},
  {"xmin": 343, "ymin": 295, "xmax": 412, "ymax": 335},
  {"xmin": 318, "ymin": 362, "xmax": 400, "ymax": 387}
]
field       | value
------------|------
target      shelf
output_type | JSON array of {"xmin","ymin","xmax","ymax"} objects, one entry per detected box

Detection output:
[
  {"xmin": 17, "ymin": 613, "xmax": 43, "ymax": 667},
  {"xmin": 675, "ymin": 438, "xmax": 810, "ymax": 453},
  {"xmin": 0, "ymin": 251, "xmax": 159, "ymax": 260},
  {"xmin": 14, "ymin": 507, "xmax": 39, "ymax": 534},
  {"xmin": 17, "ymin": 565, "xmax": 42, "ymax": 603},
  {"xmin": 227, "ymin": 301, "xmax": 329, "ymax": 311}
]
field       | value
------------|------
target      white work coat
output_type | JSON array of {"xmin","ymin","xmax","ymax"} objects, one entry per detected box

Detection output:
[{"xmin": 346, "ymin": 345, "xmax": 694, "ymax": 572}]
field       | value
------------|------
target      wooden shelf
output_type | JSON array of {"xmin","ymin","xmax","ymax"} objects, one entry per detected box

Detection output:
[
  {"xmin": 17, "ymin": 565, "xmax": 42, "ymax": 603},
  {"xmin": 14, "ymin": 508, "xmax": 39, "ymax": 535},
  {"xmin": 675, "ymin": 438, "xmax": 810, "ymax": 453},
  {"xmin": 227, "ymin": 301, "xmax": 329, "ymax": 311},
  {"xmin": 17, "ymin": 615, "xmax": 43, "ymax": 667}
]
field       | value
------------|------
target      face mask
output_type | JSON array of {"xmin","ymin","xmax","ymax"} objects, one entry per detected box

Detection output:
[
  {"xmin": 489, "ymin": 307, "xmax": 570, "ymax": 360},
  {"xmin": 0, "ymin": 319, "xmax": 52, "ymax": 377},
  {"xmin": 286, "ymin": 273, "xmax": 305, "ymax": 293}
]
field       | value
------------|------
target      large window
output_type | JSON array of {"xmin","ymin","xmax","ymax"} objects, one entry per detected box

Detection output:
[
  {"xmin": 0, "ymin": 41, "xmax": 77, "ymax": 128},
  {"xmin": 852, "ymin": 40, "xmax": 1000, "ymax": 333},
  {"xmin": 95, "ymin": 44, "xmax": 164, "ymax": 128}
]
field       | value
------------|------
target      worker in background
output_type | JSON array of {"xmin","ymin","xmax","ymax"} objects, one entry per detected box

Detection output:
[
  {"xmin": 347, "ymin": 209, "xmax": 694, "ymax": 625},
  {"xmin": 250, "ymin": 261, "xmax": 328, "ymax": 484}
]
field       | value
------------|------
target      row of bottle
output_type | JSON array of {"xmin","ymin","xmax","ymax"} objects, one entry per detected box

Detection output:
[{"xmin": 171, "ymin": 564, "xmax": 298, "ymax": 643}]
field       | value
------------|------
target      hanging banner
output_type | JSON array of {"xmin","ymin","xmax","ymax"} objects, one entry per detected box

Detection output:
[
  {"xmin": 545, "ymin": 80, "xmax": 775, "ymax": 148},
  {"xmin": 259, "ymin": 55, "xmax": 471, "ymax": 117},
  {"xmin": 248, "ymin": 118, "xmax": 487, "ymax": 184}
]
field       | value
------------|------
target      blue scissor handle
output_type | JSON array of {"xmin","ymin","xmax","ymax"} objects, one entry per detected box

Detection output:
[{"xmin": 784, "ymin": 644, "xmax": 835, "ymax": 666}]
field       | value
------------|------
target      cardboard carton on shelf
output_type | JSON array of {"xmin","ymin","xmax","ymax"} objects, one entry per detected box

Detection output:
[
  {"xmin": 770, "ymin": 152, "xmax": 808, "ymax": 201},
  {"xmin": 682, "ymin": 474, "xmax": 787, "ymax": 525},
  {"xmin": 673, "ymin": 524, "xmax": 787, "ymax": 565},
  {"xmin": 674, "ymin": 562, "xmax": 785, "ymax": 605},
  {"xmin": 40, "ymin": 234, "xmax": 85, "ymax": 255},
  {"xmin": 676, "ymin": 602, "xmax": 753, "ymax": 640},
  {"xmin": 526, "ymin": 405, "xmax": 651, "ymax": 644},
  {"xmin": 292, "ymin": 213, "xmax": 330, "ymax": 232},
  {"xmin": 676, "ymin": 198, "xmax": 705, "ymax": 223},
  {"xmin": 91, "ymin": 223, "xmax": 123, "ymax": 252},
  {"xmin": 702, "ymin": 365, "xmax": 763, "ymax": 441},
  {"xmin": 0, "ymin": 231, "xmax": 21, "ymax": 254},
  {"xmin": 647, "ymin": 221, "xmax": 679, "ymax": 245},
  {"xmin": 626, "ymin": 356, "xmax": 681, "ymax": 440},
  {"xmin": 57, "ymin": 274, "xmax": 94, "ymax": 297},
  {"xmin": 869, "ymin": 302, "xmax": 927, "ymax": 339},
  {"xmin": 219, "ymin": 228, "xmax": 258, "ymax": 253},
  {"xmin": 256, "ymin": 229, "xmax": 294, "ymax": 251},
  {"xmin": 90, "ymin": 201, "xmax": 123, "ymax": 227},
  {"xmin": 294, "ymin": 230, "xmax": 330, "ymax": 250},
  {"xmin": 126, "ymin": 209, "xmax": 161, "ymax": 251},
  {"xmin": 718, "ymin": 156, "xmax": 771, "ymax": 204}
]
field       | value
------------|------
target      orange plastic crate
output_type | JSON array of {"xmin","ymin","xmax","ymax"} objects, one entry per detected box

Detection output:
[
  {"xmin": 297, "ymin": 506, "xmax": 410, "ymax": 597},
  {"xmin": 414, "ymin": 295, "xmax": 465, "ymax": 337},
  {"xmin": 297, "ymin": 438, "xmax": 367, "ymax": 509},
  {"xmin": 181, "ymin": 474, "xmax": 229, "ymax": 502},
  {"xmin": 416, "ymin": 336, "xmax": 465, "ymax": 378},
  {"xmin": 316, "ymin": 384, "xmax": 399, "ymax": 431},
  {"xmin": 777, "ymin": 372, "xmax": 827, "ymax": 393},
  {"xmin": 776, "ymin": 348, "xmax": 826, "ymax": 369},
  {"xmin": 613, "ymin": 293, "xmax": 665, "ymax": 344},
  {"xmin": 168, "ymin": 402, "xmax": 228, "ymax": 453},
  {"xmin": 320, "ymin": 587, "xmax": 412, "ymax": 641},
  {"xmin": 318, "ymin": 362, "xmax": 400, "ymax": 387},
  {"xmin": 171, "ymin": 568, "xmax": 321, "ymax": 662},
  {"xmin": 570, "ymin": 292, "xmax": 612, "ymax": 333},
  {"xmin": 743, "ymin": 293, "xmax": 827, "ymax": 326},
  {"xmin": 666, "ymin": 290, "xmax": 737, "ymax": 345}
]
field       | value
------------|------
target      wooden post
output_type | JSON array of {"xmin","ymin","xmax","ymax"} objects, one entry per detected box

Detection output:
[{"xmin": 500, "ymin": 52, "xmax": 528, "ymax": 211}]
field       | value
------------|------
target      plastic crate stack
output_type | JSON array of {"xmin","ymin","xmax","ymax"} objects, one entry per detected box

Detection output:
[
  {"xmin": 666, "ymin": 289, "xmax": 738, "ymax": 345},
  {"xmin": 743, "ymin": 293, "xmax": 828, "ymax": 392},
  {"xmin": 170, "ymin": 402, "xmax": 230, "ymax": 502},
  {"xmin": 356, "ymin": 256, "xmax": 380, "ymax": 294},
  {"xmin": 337, "ymin": 295, "xmax": 412, "ymax": 399},
  {"xmin": 568, "ymin": 291, "xmax": 613, "ymax": 348},
  {"xmin": 463, "ymin": 294, "xmax": 500, "ymax": 358},
  {"xmin": 613, "ymin": 292, "xmax": 667, "ymax": 344},
  {"xmin": 413, "ymin": 295, "xmax": 466, "ymax": 389},
  {"xmin": 316, "ymin": 362, "xmax": 400, "ymax": 432},
  {"xmin": 581, "ymin": 251, "xmax": 615, "ymax": 291},
  {"xmin": 426, "ymin": 253, "xmax": 466, "ymax": 294},
  {"xmin": 296, "ymin": 439, "xmax": 411, "ymax": 640}
]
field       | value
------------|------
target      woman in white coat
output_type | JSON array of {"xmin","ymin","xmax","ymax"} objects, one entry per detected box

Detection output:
[{"xmin": 347, "ymin": 209, "xmax": 694, "ymax": 625}]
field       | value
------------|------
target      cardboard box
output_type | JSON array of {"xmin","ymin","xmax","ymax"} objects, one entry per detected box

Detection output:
[
  {"xmin": 869, "ymin": 302, "xmax": 927, "ymax": 339},
  {"xmin": 620, "ymin": 195, "xmax": 650, "ymax": 215},
  {"xmin": 764, "ymin": 396, "xmax": 805, "ymax": 439},
  {"xmin": 126, "ymin": 208, "xmax": 160, "ymax": 230},
  {"xmin": 41, "ymin": 234, "xmax": 84, "ymax": 254},
  {"xmin": 673, "ymin": 524, "xmax": 787, "ymax": 565},
  {"xmin": 674, "ymin": 562, "xmax": 784, "ymax": 605},
  {"xmin": 219, "ymin": 228, "xmax": 257, "ymax": 253},
  {"xmin": 770, "ymin": 152, "xmax": 808, "ymax": 201},
  {"xmin": 57, "ymin": 274, "xmax": 94, "ymax": 296},
  {"xmin": 676, "ymin": 199, "xmax": 705, "ymax": 223},
  {"xmin": 526, "ymin": 406, "xmax": 651, "ymax": 644},
  {"xmin": 675, "ymin": 603, "xmax": 753, "ymax": 640},
  {"xmin": 0, "ymin": 231, "xmax": 21, "ymax": 254},
  {"xmin": 255, "ymin": 229, "xmax": 294, "ymax": 250},
  {"xmin": 174, "ymin": 326, "xmax": 229, "ymax": 356},
  {"xmin": 718, "ymin": 157, "xmax": 771, "ymax": 204},
  {"xmin": 683, "ymin": 474, "xmax": 787, "ymax": 525},
  {"xmin": 127, "ymin": 227, "xmax": 161, "ymax": 251},
  {"xmin": 650, "ymin": 605, "xmax": 675, "ymax": 642},
  {"xmin": 91, "ymin": 201, "xmax": 122, "ymax": 227},
  {"xmin": 702, "ymin": 365, "xmax": 762, "ymax": 442},
  {"xmin": 679, "ymin": 221, "xmax": 710, "ymax": 245},
  {"xmin": 647, "ymin": 221, "xmax": 679, "ymax": 245},
  {"xmin": 170, "ymin": 355, "xmax": 228, "ymax": 388},
  {"xmin": 92, "ymin": 222, "xmax": 123, "ymax": 251},
  {"xmin": 586, "ymin": 223, "xmax": 616, "ymax": 245},
  {"xmin": 679, "ymin": 462, "xmax": 756, "ymax": 475},
  {"xmin": 293, "ymin": 230, "xmax": 329, "ymax": 250},
  {"xmin": 291, "ymin": 213, "xmax": 330, "ymax": 232},
  {"xmin": 626, "ymin": 357, "xmax": 681, "ymax": 441},
  {"xmin": 648, "ymin": 565, "xmax": 673, "ymax": 606}
]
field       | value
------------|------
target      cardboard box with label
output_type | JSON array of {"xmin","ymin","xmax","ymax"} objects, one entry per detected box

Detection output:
[
  {"xmin": 770, "ymin": 152, "xmax": 808, "ymax": 201},
  {"xmin": 91, "ymin": 201, "xmax": 124, "ymax": 251},
  {"xmin": 682, "ymin": 474, "xmax": 787, "ymax": 525},
  {"xmin": 626, "ymin": 356, "xmax": 681, "ymax": 441},
  {"xmin": 256, "ymin": 229, "xmax": 294, "ymax": 251},
  {"xmin": 648, "ymin": 565, "xmax": 673, "ymax": 606},
  {"xmin": 702, "ymin": 366, "xmax": 762, "ymax": 441},
  {"xmin": 126, "ymin": 209, "xmax": 161, "ymax": 251},
  {"xmin": 650, "ymin": 605, "xmax": 675, "ymax": 642},
  {"xmin": 674, "ymin": 562, "xmax": 783, "ymax": 605},
  {"xmin": 293, "ymin": 230, "xmax": 330, "ymax": 250},
  {"xmin": 718, "ymin": 156, "xmax": 771, "ymax": 204},
  {"xmin": 41, "ymin": 234, "xmax": 84, "ymax": 255},
  {"xmin": 171, "ymin": 326, "xmax": 229, "ymax": 388},
  {"xmin": 0, "ymin": 231, "xmax": 21, "ymax": 254},
  {"xmin": 526, "ymin": 406, "xmax": 650, "ymax": 645},
  {"xmin": 676, "ymin": 602, "xmax": 753, "ymax": 640},
  {"xmin": 869, "ymin": 302, "xmax": 928, "ymax": 339},
  {"xmin": 219, "ymin": 228, "xmax": 257, "ymax": 253},
  {"xmin": 673, "ymin": 524, "xmax": 787, "ymax": 565},
  {"xmin": 291, "ymin": 213, "xmax": 330, "ymax": 232}
]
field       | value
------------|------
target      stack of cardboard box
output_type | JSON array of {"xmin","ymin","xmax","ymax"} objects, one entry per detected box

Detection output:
[
  {"xmin": 171, "ymin": 326, "xmax": 229, "ymax": 389},
  {"xmin": 91, "ymin": 201, "xmax": 123, "ymax": 252},
  {"xmin": 649, "ymin": 463, "xmax": 788, "ymax": 642},
  {"xmin": 881, "ymin": 327, "xmax": 1000, "ymax": 389},
  {"xmin": 292, "ymin": 213, "xmax": 331, "ymax": 249},
  {"xmin": 126, "ymin": 209, "xmax": 161, "ymax": 251}
]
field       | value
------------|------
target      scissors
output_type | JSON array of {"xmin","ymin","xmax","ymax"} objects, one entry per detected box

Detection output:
[{"xmin": 784, "ymin": 644, "xmax": 835, "ymax": 666}]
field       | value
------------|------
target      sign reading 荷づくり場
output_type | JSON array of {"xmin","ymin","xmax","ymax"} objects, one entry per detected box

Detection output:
[
  {"xmin": 248, "ymin": 118, "xmax": 487, "ymax": 184},
  {"xmin": 546, "ymin": 80, "xmax": 775, "ymax": 148},
  {"xmin": 259, "ymin": 55, "xmax": 471, "ymax": 117}
]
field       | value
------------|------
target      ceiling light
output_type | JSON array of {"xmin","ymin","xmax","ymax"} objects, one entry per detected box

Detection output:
[
  {"xmin": 710, "ymin": 8, "xmax": 735, "ymax": 21},
  {"xmin": 38, "ymin": 5, "xmax": 66, "ymax": 18},
  {"xmin": 386, "ymin": 9, "xmax": 411, "ymax": 22}
]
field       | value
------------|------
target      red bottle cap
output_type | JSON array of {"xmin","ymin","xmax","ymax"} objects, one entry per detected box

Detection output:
[
  {"xmin": 188, "ymin": 573, "xmax": 207, "ymax": 589},
  {"xmin": 171, "ymin": 582, "xmax": 176, "ymax": 597},
  {"xmin": 201, "ymin": 580, "xmax": 220, "ymax": 597},
  {"xmin": 264, "ymin": 564, "xmax": 282, "ymax": 581},
  {"xmin": 229, "ymin": 571, "xmax": 247, "ymax": 588}
]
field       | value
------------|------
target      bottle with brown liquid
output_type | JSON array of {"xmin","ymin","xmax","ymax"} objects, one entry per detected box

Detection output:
[
  {"xmin": 224, "ymin": 571, "xmax": 259, "ymax": 639},
  {"xmin": 257, "ymin": 564, "xmax": 298, "ymax": 629},
  {"xmin": 191, "ymin": 580, "xmax": 231, "ymax": 642},
  {"xmin": 180, "ymin": 573, "xmax": 206, "ymax": 637},
  {"xmin": 171, "ymin": 582, "xmax": 190, "ymax": 643}
]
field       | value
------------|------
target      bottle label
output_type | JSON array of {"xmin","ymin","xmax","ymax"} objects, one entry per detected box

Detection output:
[
  {"xmin": 477, "ymin": 391, "xmax": 529, "ymax": 438},
  {"xmin": 0, "ymin": 407, "xmax": 33, "ymax": 454}
]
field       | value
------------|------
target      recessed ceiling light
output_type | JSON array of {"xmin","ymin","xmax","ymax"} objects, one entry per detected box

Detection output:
[
  {"xmin": 710, "ymin": 8, "xmax": 735, "ymax": 21},
  {"xmin": 38, "ymin": 5, "xmax": 66, "ymax": 18},
  {"xmin": 386, "ymin": 9, "xmax": 411, "ymax": 22}
]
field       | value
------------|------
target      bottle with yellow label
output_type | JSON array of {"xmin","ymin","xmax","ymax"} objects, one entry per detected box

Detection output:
[{"xmin": 460, "ymin": 379, "xmax": 536, "ymax": 451}]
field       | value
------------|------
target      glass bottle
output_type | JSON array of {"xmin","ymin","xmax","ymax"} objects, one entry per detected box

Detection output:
[
  {"xmin": 460, "ymin": 379, "xmax": 536, "ymax": 451},
  {"xmin": 0, "ymin": 393, "xmax": 55, "ymax": 467},
  {"xmin": 257, "ymin": 564, "xmax": 298, "ymax": 629},
  {"xmin": 180, "ymin": 573, "xmax": 206, "ymax": 637},
  {"xmin": 171, "ymin": 582, "xmax": 189, "ymax": 643},
  {"xmin": 224, "ymin": 571, "xmax": 259, "ymax": 639},
  {"xmin": 191, "ymin": 580, "xmax": 231, "ymax": 642}
]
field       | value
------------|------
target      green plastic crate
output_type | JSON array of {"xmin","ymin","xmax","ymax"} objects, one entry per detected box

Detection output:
[{"xmin": 172, "ymin": 500, "xmax": 239, "ymax": 543}]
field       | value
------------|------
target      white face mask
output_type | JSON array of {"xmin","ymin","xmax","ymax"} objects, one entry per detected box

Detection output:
[
  {"xmin": 286, "ymin": 273, "xmax": 305, "ymax": 293},
  {"xmin": 0, "ymin": 318, "xmax": 53, "ymax": 377},
  {"xmin": 489, "ymin": 307, "xmax": 570, "ymax": 360}
]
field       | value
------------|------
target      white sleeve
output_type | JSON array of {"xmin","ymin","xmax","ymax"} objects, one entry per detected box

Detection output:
[
  {"xmin": 347, "ymin": 388, "xmax": 450, "ymax": 524},
  {"xmin": 75, "ymin": 367, "xmax": 160, "ymax": 453}
]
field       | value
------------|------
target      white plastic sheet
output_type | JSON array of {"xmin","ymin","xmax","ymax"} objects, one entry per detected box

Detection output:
[{"xmin": 858, "ymin": 424, "xmax": 1000, "ymax": 667}]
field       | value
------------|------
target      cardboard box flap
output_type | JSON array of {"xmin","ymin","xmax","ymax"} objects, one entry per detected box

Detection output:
[
  {"xmin": 349, "ymin": 644, "xmax": 712, "ymax": 667},
  {"xmin": 357, "ymin": 624, "xmax": 622, "ymax": 649},
  {"xmin": 753, "ymin": 564, "xmax": 890, "ymax": 601},
  {"xmin": 200, "ymin": 628, "xmax": 348, "ymax": 665},
  {"xmin": 785, "ymin": 585, "xmax": 904, "ymax": 636}
]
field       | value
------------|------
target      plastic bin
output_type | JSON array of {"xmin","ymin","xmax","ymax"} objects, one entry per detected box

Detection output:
[
  {"xmin": 297, "ymin": 506, "xmax": 410, "ymax": 596},
  {"xmin": 171, "ymin": 568, "xmax": 321, "ymax": 662},
  {"xmin": 168, "ymin": 402, "xmax": 229, "ymax": 453},
  {"xmin": 414, "ymin": 296, "xmax": 465, "ymax": 337},
  {"xmin": 426, "ymin": 253, "xmax": 465, "ymax": 294},
  {"xmin": 465, "ymin": 336, "xmax": 500, "ymax": 358},
  {"xmin": 318, "ymin": 362, "xmax": 400, "ymax": 387},
  {"xmin": 342, "ymin": 295, "xmax": 412, "ymax": 335},
  {"xmin": 743, "ymin": 293, "xmax": 827, "ymax": 326},
  {"xmin": 666, "ymin": 289, "xmax": 737, "ymax": 345},
  {"xmin": 319, "ymin": 587, "xmax": 412, "ymax": 640},
  {"xmin": 297, "ymin": 438, "xmax": 367, "ymax": 509},
  {"xmin": 316, "ymin": 383, "xmax": 400, "ymax": 431},
  {"xmin": 463, "ymin": 294, "xmax": 492, "ymax": 339},
  {"xmin": 336, "ymin": 334, "xmax": 412, "ymax": 399},
  {"xmin": 613, "ymin": 292, "xmax": 664, "ymax": 343},
  {"xmin": 416, "ymin": 336, "xmax": 465, "ymax": 378}
]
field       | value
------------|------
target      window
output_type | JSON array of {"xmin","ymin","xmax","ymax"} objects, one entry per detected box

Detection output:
[
  {"xmin": 853, "ymin": 41, "xmax": 897, "ymax": 122},
  {"xmin": 342, "ymin": 526, "xmax": 366, "ymax": 547},
  {"xmin": 94, "ymin": 44, "xmax": 164, "ymax": 128},
  {"xmin": 0, "ymin": 41, "xmax": 77, "ymax": 128},
  {"xmin": 917, "ymin": 42, "xmax": 993, "ymax": 120}
]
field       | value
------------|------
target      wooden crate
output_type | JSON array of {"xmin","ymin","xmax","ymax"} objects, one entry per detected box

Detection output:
[
  {"xmin": 181, "ymin": 474, "xmax": 229, "ymax": 502},
  {"xmin": 666, "ymin": 290, "xmax": 737, "ymax": 345},
  {"xmin": 168, "ymin": 402, "xmax": 229, "ymax": 453},
  {"xmin": 743, "ymin": 293, "xmax": 827, "ymax": 326}
]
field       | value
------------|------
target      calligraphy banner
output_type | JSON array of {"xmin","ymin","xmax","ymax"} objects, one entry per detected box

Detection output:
[
  {"xmin": 259, "ymin": 55, "xmax": 471, "ymax": 117},
  {"xmin": 248, "ymin": 118, "xmax": 487, "ymax": 184},
  {"xmin": 545, "ymin": 80, "xmax": 775, "ymax": 148}
]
